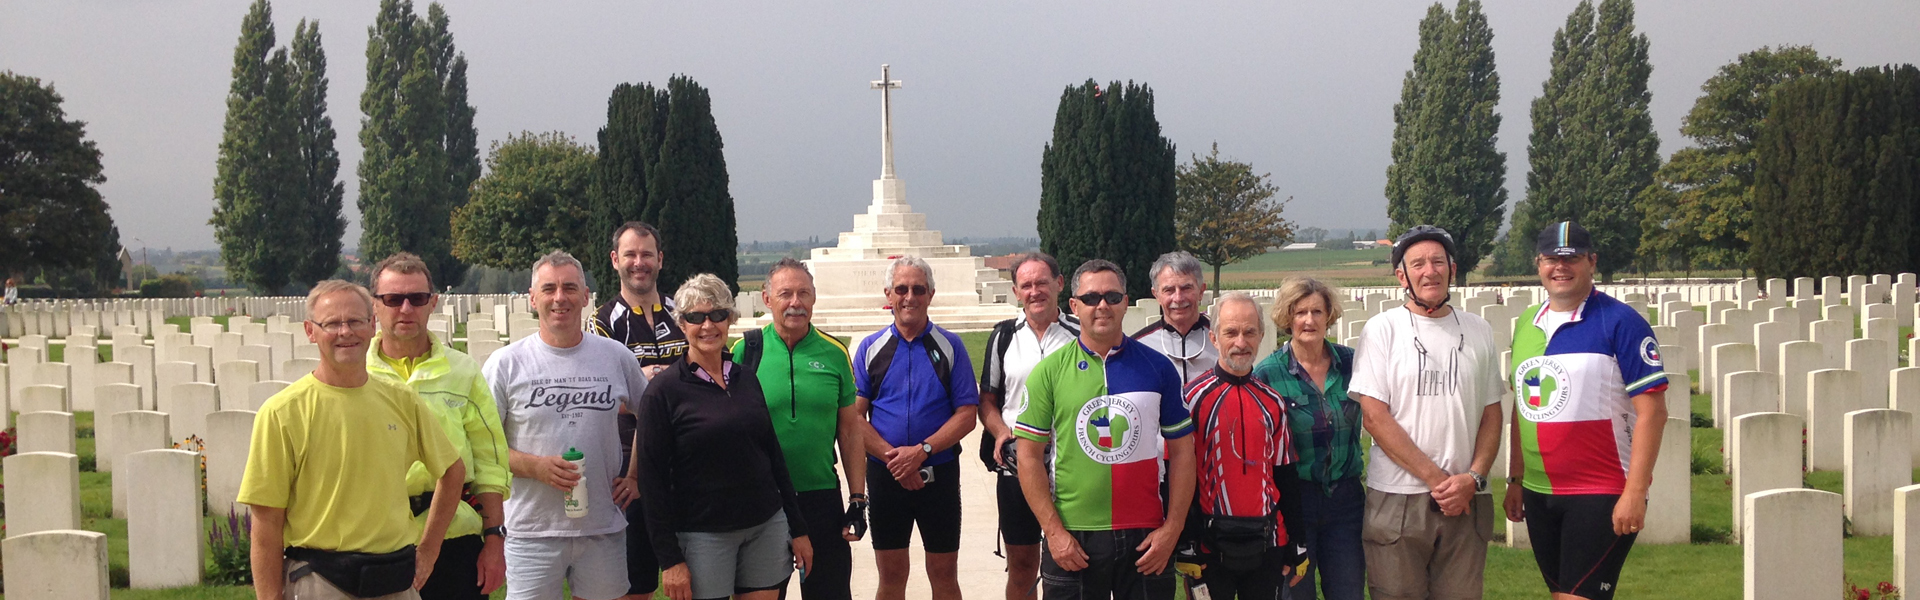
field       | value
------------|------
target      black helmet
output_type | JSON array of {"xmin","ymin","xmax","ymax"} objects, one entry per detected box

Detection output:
[{"xmin": 1391, "ymin": 225, "xmax": 1456, "ymax": 269}]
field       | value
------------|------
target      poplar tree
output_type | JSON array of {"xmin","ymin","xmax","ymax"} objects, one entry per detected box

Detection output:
[
  {"xmin": 1385, "ymin": 0, "xmax": 1506, "ymax": 285},
  {"xmin": 1037, "ymin": 80, "xmax": 1177, "ymax": 301},
  {"xmin": 288, "ymin": 19, "xmax": 345, "ymax": 284},
  {"xmin": 357, "ymin": 0, "xmax": 475, "ymax": 286},
  {"xmin": 211, "ymin": 0, "xmax": 302, "ymax": 292},
  {"xmin": 1497, "ymin": 0, "xmax": 1660, "ymax": 280}
]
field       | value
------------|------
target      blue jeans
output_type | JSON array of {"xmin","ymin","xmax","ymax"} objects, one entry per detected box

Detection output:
[
  {"xmin": 1289, "ymin": 477, "xmax": 1365, "ymax": 600},
  {"xmin": 1040, "ymin": 529, "xmax": 1177, "ymax": 600}
]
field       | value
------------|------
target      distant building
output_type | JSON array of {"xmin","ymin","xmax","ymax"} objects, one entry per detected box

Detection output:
[
  {"xmin": 1281, "ymin": 242, "xmax": 1319, "ymax": 251},
  {"xmin": 984, "ymin": 253, "xmax": 1022, "ymax": 272}
]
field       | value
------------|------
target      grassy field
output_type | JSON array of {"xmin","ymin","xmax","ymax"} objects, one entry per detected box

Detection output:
[{"xmin": 1217, "ymin": 247, "xmax": 1396, "ymax": 289}]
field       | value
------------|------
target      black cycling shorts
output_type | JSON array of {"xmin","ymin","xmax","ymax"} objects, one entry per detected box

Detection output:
[
  {"xmin": 1522, "ymin": 489, "xmax": 1638, "ymax": 600},
  {"xmin": 867, "ymin": 460, "xmax": 962, "ymax": 552},
  {"xmin": 996, "ymin": 473, "xmax": 1043, "ymax": 546}
]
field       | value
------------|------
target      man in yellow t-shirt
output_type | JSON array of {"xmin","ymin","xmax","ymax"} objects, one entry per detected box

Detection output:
[{"xmin": 239, "ymin": 280, "xmax": 465, "ymax": 600}]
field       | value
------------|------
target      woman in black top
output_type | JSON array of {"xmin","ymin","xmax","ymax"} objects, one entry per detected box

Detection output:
[{"xmin": 636, "ymin": 273, "xmax": 813, "ymax": 600}]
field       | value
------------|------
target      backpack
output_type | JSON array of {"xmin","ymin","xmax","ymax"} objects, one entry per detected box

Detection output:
[{"xmin": 739, "ymin": 328, "xmax": 768, "ymax": 372}]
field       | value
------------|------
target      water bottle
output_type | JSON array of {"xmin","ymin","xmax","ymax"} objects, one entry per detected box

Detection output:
[{"xmin": 562, "ymin": 447, "xmax": 589, "ymax": 518}]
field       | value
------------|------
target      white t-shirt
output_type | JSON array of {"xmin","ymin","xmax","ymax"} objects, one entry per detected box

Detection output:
[
  {"xmin": 1538, "ymin": 308, "xmax": 1575, "ymax": 340},
  {"xmin": 982, "ymin": 312, "xmax": 1081, "ymax": 426},
  {"xmin": 1348, "ymin": 305, "xmax": 1503, "ymax": 495},
  {"xmin": 485, "ymin": 333, "xmax": 650, "ymax": 538}
]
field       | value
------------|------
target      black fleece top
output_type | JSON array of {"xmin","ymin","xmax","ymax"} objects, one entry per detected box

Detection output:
[{"xmin": 635, "ymin": 355, "xmax": 808, "ymax": 567}]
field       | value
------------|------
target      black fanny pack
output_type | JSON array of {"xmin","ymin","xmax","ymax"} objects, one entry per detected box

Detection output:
[
  {"xmin": 1204, "ymin": 513, "xmax": 1274, "ymax": 571},
  {"xmin": 287, "ymin": 545, "xmax": 416, "ymax": 598}
]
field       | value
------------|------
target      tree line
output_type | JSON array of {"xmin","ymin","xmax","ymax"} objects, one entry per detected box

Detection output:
[{"xmin": 1389, "ymin": 0, "xmax": 1918, "ymax": 283}]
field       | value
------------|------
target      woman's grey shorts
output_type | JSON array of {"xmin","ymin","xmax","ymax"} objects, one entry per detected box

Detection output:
[{"xmin": 676, "ymin": 511, "xmax": 795, "ymax": 599}]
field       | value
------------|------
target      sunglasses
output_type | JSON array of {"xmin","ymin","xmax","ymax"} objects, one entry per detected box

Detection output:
[
  {"xmin": 374, "ymin": 292, "xmax": 433, "ymax": 307},
  {"xmin": 1075, "ymin": 291, "xmax": 1126, "ymax": 307},
  {"xmin": 681, "ymin": 308, "xmax": 733, "ymax": 324},
  {"xmin": 891, "ymin": 284, "xmax": 930, "ymax": 297}
]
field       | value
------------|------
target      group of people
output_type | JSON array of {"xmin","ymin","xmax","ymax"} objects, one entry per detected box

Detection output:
[{"xmin": 236, "ymin": 218, "xmax": 1666, "ymax": 600}]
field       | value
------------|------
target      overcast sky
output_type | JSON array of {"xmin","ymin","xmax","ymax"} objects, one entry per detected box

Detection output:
[{"xmin": 4, "ymin": 1, "xmax": 1916, "ymax": 252}]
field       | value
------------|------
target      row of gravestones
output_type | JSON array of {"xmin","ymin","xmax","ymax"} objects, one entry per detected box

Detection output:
[
  {"xmin": 3, "ymin": 340, "xmax": 317, "ymax": 415},
  {"xmin": 3, "ymin": 406, "xmax": 257, "ymax": 596}
]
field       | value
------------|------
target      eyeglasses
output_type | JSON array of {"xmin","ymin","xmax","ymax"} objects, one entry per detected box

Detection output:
[
  {"xmin": 1075, "ymin": 291, "xmax": 1126, "ymax": 307},
  {"xmin": 681, "ymin": 308, "xmax": 733, "ymax": 324},
  {"xmin": 310, "ymin": 318, "xmax": 371, "ymax": 333},
  {"xmin": 374, "ymin": 292, "xmax": 433, "ymax": 307},
  {"xmin": 891, "ymin": 284, "xmax": 929, "ymax": 297}
]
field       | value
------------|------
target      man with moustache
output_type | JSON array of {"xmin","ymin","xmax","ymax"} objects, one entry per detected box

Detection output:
[
  {"xmin": 591, "ymin": 221, "xmax": 679, "ymax": 598},
  {"xmin": 1133, "ymin": 252, "xmax": 1216, "ymax": 386},
  {"xmin": 1015, "ymin": 259, "xmax": 1196, "ymax": 600},
  {"xmin": 365, "ymin": 252, "xmax": 513, "ymax": 599},
  {"xmin": 852, "ymin": 256, "xmax": 979, "ymax": 600},
  {"xmin": 1349, "ymin": 226, "xmax": 1504, "ymax": 600},
  {"xmin": 730, "ymin": 257, "xmax": 869, "ymax": 600},
  {"xmin": 977, "ymin": 252, "xmax": 1080, "ymax": 600},
  {"xmin": 240, "ymin": 280, "xmax": 465, "ymax": 600},
  {"xmin": 487, "ymin": 251, "xmax": 652, "ymax": 600}
]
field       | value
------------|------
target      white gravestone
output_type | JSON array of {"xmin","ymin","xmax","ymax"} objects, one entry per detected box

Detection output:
[
  {"xmin": 1710, "ymin": 343, "xmax": 1757, "ymax": 425},
  {"xmin": 1697, "ymin": 324, "xmax": 1740, "ymax": 394},
  {"xmin": 65, "ymin": 344, "xmax": 96, "ymax": 412},
  {"xmin": 214, "ymin": 360, "xmax": 259, "ymax": 412},
  {"xmin": 110, "ymin": 411, "xmax": 170, "ymax": 519},
  {"xmin": 268, "ymin": 331, "xmax": 295, "ymax": 380},
  {"xmin": 1867, "ymin": 317, "xmax": 1901, "ymax": 350},
  {"xmin": 118, "ymin": 344, "xmax": 155, "ymax": 404},
  {"xmin": 1809, "ymin": 320, "xmax": 1851, "ymax": 366},
  {"xmin": 4, "ymin": 451, "xmax": 82, "ymax": 536},
  {"xmin": 1659, "ymin": 344, "xmax": 1689, "ymax": 384},
  {"xmin": 154, "ymin": 361, "xmax": 198, "ymax": 413},
  {"xmin": 18, "ymin": 411, "xmax": 76, "ymax": 455},
  {"xmin": 1744, "ymin": 489, "xmax": 1842, "ymax": 600},
  {"xmin": 1809, "ymin": 369, "xmax": 1867, "ymax": 471},
  {"xmin": 127, "ymin": 449, "xmax": 206, "ymax": 588},
  {"xmin": 1724, "ymin": 371, "xmax": 1780, "ymax": 422},
  {"xmin": 177, "ymin": 344, "xmax": 213, "ymax": 381},
  {"xmin": 1849, "ymin": 338, "xmax": 1897, "ymax": 409},
  {"xmin": 212, "ymin": 331, "xmax": 242, "ymax": 366},
  {"xmin": 1642, "ymin": 417, "xmax": 1691, "ymax": 545},
  {"xmin": 1896, "ymin": 367, "xmax": 1920, "ymax": 465},
  {"xmin": 204, "ymin": 410, "xmax": 256, "ymax": 519},
  {"xmin": 94, "ymin": 383, "xmax": 142, "ymax": 472},
  {"xmin": 1896, "ymin": 484, "xmax": 1920, "ymax": 597},
  {"xmin": 1753, "ymin": 321, "xmax": 1793, "ymax": 374},
  {"xmin": 249, "ymin": 380, "xmax": 291, "ymax": 411},
  {"xmin": 282, "ymin": 357, "xmax": 319, "ymax": 381},
  {"xmin": 18, "ymin": 384, "xmax": 67, "ymax": 414},
  {"xmin": 1731, "ymin": 412, "xmax": 1804, "ymax": 542},
  {"xmin": 1779, "ymin": 340, "xmax": 1832, "ymax": 421},
  {"xmin": 169, "ymin": 382, "xmax": 219, "ymax": 444},
  {"xmin": 2, "ymin": 530, "xmax": 112, "ymax": 600},
  {"xmin": 1845, "ymin": 408, "xmax": 1913, "ymax": 536}
]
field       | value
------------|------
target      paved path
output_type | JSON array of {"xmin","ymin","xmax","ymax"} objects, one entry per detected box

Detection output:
[{"xmin": 787, "ymin": 427, "xmax": 1023, "ymax": 600}]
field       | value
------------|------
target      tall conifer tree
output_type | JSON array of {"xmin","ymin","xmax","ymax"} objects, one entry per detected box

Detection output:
[
  {"xmin": 357, "ymin": 0, "xmax": 474, "ymax": 286},
  {"xmin": 1385, "ymin": 0, "xmax": 1506, "ymax": 285},
  {"xmin": 649, "ymin": 76, "xmax": 738, "ymax": 294},
  {"xmin": 211, "ymin": 0, "xmax": 303, "ymax": 292},
  {"xmin": 589, "ymin": 82, "xmax": 668, "ymax": 293},
  {"xmin": 1037, "ymin": 80, "xmax": 1177, "ymax": 301},
  {"xmin": 288, "ymin": 20, "xmax": 345, "ymax": 285},
  {"xmin": 1497, "ymin": 0, "xmax": 1659, "ymax": 280}
]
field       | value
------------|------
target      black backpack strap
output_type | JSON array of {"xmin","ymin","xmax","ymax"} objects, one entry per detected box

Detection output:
[
  {"xmin": 863, "ymin": 329, "xmax": 902, "ymax": 395},
  {"xmin": 739, "ymin": 328, "xmax": 765, "ymax": 372}
]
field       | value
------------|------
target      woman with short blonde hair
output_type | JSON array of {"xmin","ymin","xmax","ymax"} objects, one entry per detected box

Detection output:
[{"xmin": 1253, "ymin": 277, "xmax": 1365, "ymax": 600}]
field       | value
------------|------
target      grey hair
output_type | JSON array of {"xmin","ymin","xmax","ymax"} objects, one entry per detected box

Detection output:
[
  {"xmin": 530, "ymin": 250, "xmax": 586, "ymax": 285},
  {"xmin": 306, "ymin": 279, "xmax": 373, "ymax": 316},
  {"xmin": 1150, "ymin": 251, "xmax": 1204, "ymax": 288},
  {"xmin": 1208, "ymin": 292, "xmax": 1266, "ymax": 337},
  {"xmin": 887, "ymin": 256, "xmax": 935, "ymax": 291},
  {"xmin": 768, "ymin": 257, "xmax": 813, "ymax": 281},
  {"xmin": 672, "ymin": 273, "xmax": 737, "ymax": 324},
  {"xmin": 1071, "ymin": 259, "xmax": 1127, "ymax": 295}
]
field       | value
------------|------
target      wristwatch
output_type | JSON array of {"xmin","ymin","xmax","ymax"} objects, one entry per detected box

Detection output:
[
  {"xmin": 1468, "ymin": 470, "xmax": 1488, "ymax": 493},
  {"xmin": 919, "ymin": 442, "xmax": 934, "ymax": 455},
  {"xmin": 482, "ymin": 526, "xmax": 506, "ymax": 540}
]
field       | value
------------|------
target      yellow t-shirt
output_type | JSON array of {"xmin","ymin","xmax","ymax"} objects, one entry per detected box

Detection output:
[{"xmin": 237, "ymin": 374, "xmax": 460, "ymax": 553}]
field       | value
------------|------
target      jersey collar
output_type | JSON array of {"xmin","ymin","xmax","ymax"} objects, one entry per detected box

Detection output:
[
  {"xmin": 1532, "ymin": 289, "xmax": 1598, "ymax": 327},
  {"xmin": 1076, "ymin": 336, "xmax": 1128, "ymax": 361},
  {"xmin": 1152, "ymin": 313, "xmax": 1211, "ymax": 337}
]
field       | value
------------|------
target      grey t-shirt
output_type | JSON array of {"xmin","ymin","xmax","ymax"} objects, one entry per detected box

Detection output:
[{"xmin": 485, "ymin": 333, "xmax": 649, "ymax": 538}]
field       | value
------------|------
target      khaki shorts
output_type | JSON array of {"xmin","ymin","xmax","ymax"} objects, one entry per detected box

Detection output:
[
  {"xmin": 285, "ymin": 558, "xmax": 420, "ymax": 600},
  {"xmin": 1361, "ymin": 488, "xmax": 1494, "ymax": 600}
]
